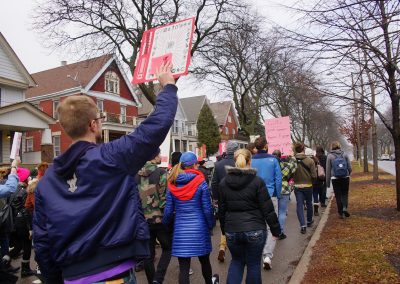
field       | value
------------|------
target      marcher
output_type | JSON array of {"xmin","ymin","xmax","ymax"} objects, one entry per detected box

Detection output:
[
  {"xmin": 0, "ymin": 159, "xmax": 20, "ymax": 278},
  {"xmin": 211, "ymin": 141, "xmax": 239, "ymax": 262},
  {"xmin": 33, "ymin": 62, "xmax": 178, "ymax": 284},
  {"xmin": 163, "ymin": 151, "xmax": 218, "ymax": 284},
  {"xmin": 251, "ymin": 137, "xmax": 282, "ymax": 270},
  {"xmin": 136, "ymin": 149, "xmax": 172, "ymax": 284},
  {"xmin": 246, "ymin": 142, "xmax": 257, "ymax": 155},
  {"xmin": 305, "ymin": 148, "xmax": 320, "ymax": 216},
  {"xmin": 315, "ymin": 146, "xmax": 328, "ymax": 207},
  {"xmin": 219, "ymin": 149, "xmax": 281, "ymax": 284},
  {"xmin": 198, "ymin": 157, "xmax": 211, "ymax": 185},
  {"xmin": 9, "ymin": 167, "xmax": 36, "ymax": 278},
  {"xmin": 326, "ymin": 141, "xmax": 352, "ymax": 218},
  {"xmin": 272, "ymin": 150, "xmax": 297, "ymax": 239},
  {"xmin": 292, "ymin": 143, "xmax": 317, "ymax": 234}
]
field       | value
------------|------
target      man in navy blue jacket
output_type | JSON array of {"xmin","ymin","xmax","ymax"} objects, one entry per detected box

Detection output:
[
  {"xmin": 33, "ymin": 63, "xmax": 178, "ymax": 284},
  {"xmin": 251, "ymin": 137, "xmax": 282, "ymax": 271}
]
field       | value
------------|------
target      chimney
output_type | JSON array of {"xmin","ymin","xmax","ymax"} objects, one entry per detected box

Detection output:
[{"xmin": 61, "ymin": 60, "xmax": 67, "ymax": 66}]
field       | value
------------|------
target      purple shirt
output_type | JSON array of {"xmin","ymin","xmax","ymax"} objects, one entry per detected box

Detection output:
[{"xmin": 64, "ymin": 260, "xmax": 134, "ymax": 284}]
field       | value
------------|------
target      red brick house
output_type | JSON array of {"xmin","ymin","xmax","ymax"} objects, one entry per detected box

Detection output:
[
  {"xmin": 209, "ymin": 101, "xmax": 248, "ymax": 148},
  {"xmin": 25, "ymin": 55, "xmax": 141, "ymax": 160}
]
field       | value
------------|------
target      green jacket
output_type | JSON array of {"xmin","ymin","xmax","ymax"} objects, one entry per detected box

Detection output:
[
  {"xmin": 136, "ymin": 162, "xmax": 167, "ymax": 224},
  {"xmin": 280, "ymin": 156, "xmax": 298, "ymax": 195}
]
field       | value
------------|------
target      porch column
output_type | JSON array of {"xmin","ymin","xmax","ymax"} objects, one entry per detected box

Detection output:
[
  {"xmin": 41, "ymin": 129, "xmax": 54, "ymax": 163},
  {"xmin": 103, "ymin": 129, "xmax": 110, "ymax": 143}
]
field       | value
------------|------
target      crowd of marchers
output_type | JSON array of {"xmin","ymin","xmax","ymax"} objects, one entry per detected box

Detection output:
[{"xmin": 0, "ymin": 63, "xmax": 352, "ymax": 284}]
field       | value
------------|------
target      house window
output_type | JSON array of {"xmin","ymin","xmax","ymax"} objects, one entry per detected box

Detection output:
[
  {"xmin": 225, "ymin": 127, "xmax": 229, "ymax": 135},
  {"xmin": 174, "ymin": 120, "xmax": 179, "ymax": 133},
  {"xmin": 26, "ymin": 138, "xmax": 33, "ymax": 152},
  {"xmin": 182, "ymin": 140, "xmax": 187, "ymax": 152},
  {"xmin": 53, "ymin": 100, "xmax": 59, "ymax": 120},
  {"xmin": 228, "ymin": 115, "xmax": 232, "ymax": 123},
  {"xmin": 181, "ymin": 121, "xmax": 186, "ymax": 134},
  {"xmin": 120, "ymin": 105, "xmax": 126, "ymax": 123},
  {"xmin": 105, "ymin": 71, "xmax": 120, "ymax": 94},
  {"xmin": 187, "ymin": 124, "xmax": 193, "ymax": 136},
  {"xmin": 96, "ymin": 100, "xmax": 104, "ymax": 112},
  {"xmin": 53, "ymin": 135, "xmax": 61, "ymax": 157}
]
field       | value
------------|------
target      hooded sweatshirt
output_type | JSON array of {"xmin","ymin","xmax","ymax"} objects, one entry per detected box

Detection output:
[
  {"xmin": 136, "ymin": 162, "xmax": 167, "ymax": 224},
  {"xmin": 326, "ymin": 149, "xmax": 352, "ymax": 187},
  {"xmin": 218, "ymin": 166, "xmax": 281, "ymax": 237}
]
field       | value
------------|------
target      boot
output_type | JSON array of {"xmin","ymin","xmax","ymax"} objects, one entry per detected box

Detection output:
[
  {"xmin": 21, "ymin": 261, "xmax": 35, "ymax": 278},
  {"xmin": 314, "ymin": 204, "xmax": 319, "ymax": 216}
]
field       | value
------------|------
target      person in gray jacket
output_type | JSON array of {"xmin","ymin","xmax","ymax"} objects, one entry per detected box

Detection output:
[{"xmin": 326, "ymin": 141, "xmax": 352, "ymax": 218}]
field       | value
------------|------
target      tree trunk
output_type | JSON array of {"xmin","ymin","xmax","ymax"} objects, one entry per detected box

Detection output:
[
  {"xmin": 360, "ymin": 73, "xmax": 368, "ymax": 173},
  {"xmin": 365, "ymin": 65, "xmax": 379, "ymax": 181},
  {"xmin": 352, "ymin": 74, "xmax": 361, "ymax": 164}
]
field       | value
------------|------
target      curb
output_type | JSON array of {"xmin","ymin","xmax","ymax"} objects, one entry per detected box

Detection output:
[{"xmin": 288, "ymin": 196, "xmax": 333, "ymax": 284}]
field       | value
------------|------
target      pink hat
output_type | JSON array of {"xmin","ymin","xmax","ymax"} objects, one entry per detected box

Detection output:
[{"xmin": 17, "ymin": 167, "xmax": 30, "ymax": 182}]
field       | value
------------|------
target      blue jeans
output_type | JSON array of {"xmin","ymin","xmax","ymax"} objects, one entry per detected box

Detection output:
[
  {"xmin": 225, "ymin": 230, "xmax": 266, "ymax": 284},
  {"xmin": 294, "ymin": 187, "xmax": 313, "ymax": 227},
  {"xmin": 278, "ymin": 194, "xmax": 290, "ymax": 234}
]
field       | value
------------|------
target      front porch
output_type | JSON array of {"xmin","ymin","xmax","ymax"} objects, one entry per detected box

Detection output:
[{"xmin": 0, "ymin": 102, "xmax": 56, "ymax": 165}]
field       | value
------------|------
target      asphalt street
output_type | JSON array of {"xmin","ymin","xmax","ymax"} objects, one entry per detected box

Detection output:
[{"xmin": 15, "ymin": 190, "xmax": 331, "ymax": 284}]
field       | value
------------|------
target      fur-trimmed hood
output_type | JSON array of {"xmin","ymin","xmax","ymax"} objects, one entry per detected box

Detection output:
[{"xmin": 224, "ymin": 166, "xmax": 258, "ymax": 190}]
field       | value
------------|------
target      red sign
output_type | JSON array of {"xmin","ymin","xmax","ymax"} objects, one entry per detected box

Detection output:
[{"xmin": 133, "ymin": 17, "xmax": 195, "ymax": 84}]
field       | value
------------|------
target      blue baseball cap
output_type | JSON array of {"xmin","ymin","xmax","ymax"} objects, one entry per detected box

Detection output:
[{"xmin": 179, "ymin": 151, "xmax": 198, "ymax": 168}]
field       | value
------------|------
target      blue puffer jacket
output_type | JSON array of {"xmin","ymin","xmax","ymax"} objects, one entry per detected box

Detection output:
[
  {"xmin": 163, "ymin": 170, "xmax": 214, "ymax": 257},
  {"xmin": 251, "ymin": 150, "xmax": 282, "ymax": 199},
  {"xmin": 33, "ymin": 85, "xmax": 178, "ymax": 282}
]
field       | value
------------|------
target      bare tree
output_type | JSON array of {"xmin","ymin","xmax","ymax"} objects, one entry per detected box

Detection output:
[
  {"xmin": 290, "ymin": 0, "xmax": 400, "ymax": 210},
  {"xmin": 33, "ymin": 0, "xmax": 244, "ymax": 105}
]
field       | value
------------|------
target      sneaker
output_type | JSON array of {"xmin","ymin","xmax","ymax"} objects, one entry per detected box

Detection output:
[
  {"xmin": 217, "ymin": 250, "xmax": 225, "ymax": 262},
  {"xmin": 263, "ymin": 256, "xmax": 272, "ymax": 270},
  {"xmin": 300, "ymin": 226, "xmax": 306, "ymax": 234},
  {"xmin": 279, "ymin": 233, "xmax": 287, "ymax": 240},
  {"xmin": 307, "ymin": 220, "xmax": 314, "ymax": 227},
  {"xmin": 189, "ymin": 268, "xmax": 194, "ymax": 275},
  {"xmin": 212, "ymin": 273, "xmax": 220, "ymax": 284},
  {"xmin": 343, "ymin": 211, "xmax": 350, "ymax": 217}
]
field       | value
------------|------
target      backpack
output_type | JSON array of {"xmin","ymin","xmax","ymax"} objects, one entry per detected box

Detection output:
[
  {"xmin": 317, "ymin": 163, "xmax": 325, "ymax": 180},
  {"xmin": 0, "ymin": 198, "xmax": 14, "ymax": 234},
  {"xmin": 332, "ymin": 153, "xmax": 348, "ymax": 178}
]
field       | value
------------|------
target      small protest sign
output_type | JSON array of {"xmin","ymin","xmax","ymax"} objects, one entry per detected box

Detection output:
[
  {"xmin": 133, "ymin": 17, "xmax": 195, "ymax": 84},
  {"xmin": 264, "ymin": 116, "xmax": 292, "ymax": 156},
  {"xmin": 10, "ymin": 132, "xmax": 22, "ymax": 160}
]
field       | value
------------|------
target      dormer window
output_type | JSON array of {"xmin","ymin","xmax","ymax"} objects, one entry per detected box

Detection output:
[{"xmin": 105, "ymin": 71, "xmax": 120, "ymax": 94}]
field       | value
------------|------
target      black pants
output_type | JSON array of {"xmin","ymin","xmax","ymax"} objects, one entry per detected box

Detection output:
[
  {"xmin": 313, "ymin": 182, "xmax": 327, "ymax": 205},
  {"xmin": 10, "ymin": 224, "xmax": 31, "ymax": 261},
  {"xmin": 178, "ymin": 254, "xmax": 212, "ymax": 284},
  {"xmin": 144, "ymin": 223, "xmax": 172, "ymax": 284},
  {"xmin": 332, "ymin": 177, "xmax": 350, "ymax": 214}
]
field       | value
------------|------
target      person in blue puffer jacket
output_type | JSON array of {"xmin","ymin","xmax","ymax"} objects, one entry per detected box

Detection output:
[{"xmin": 163, "ymin": 151, "xmax": 219, "ymax": 284}]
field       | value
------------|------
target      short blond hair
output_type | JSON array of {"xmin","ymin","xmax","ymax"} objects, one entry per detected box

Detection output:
[
  {"xmin": 331, "ymin": 141, "xmax": 341, "ymax": 150},
  {"xmin": 58, "ymin": 96, "xmax": 98, "ymax": 139},
  {"xmin": 234, "ymin": 149, "xmax": 252, "ymax": 168}
]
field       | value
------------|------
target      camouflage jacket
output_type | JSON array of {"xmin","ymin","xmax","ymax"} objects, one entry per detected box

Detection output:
[{"xmin": 136, "ymin": 162, "xmax": 167, "ymax": 224}]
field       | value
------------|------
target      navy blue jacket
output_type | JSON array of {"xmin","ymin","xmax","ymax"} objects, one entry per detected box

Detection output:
[{"xmin": 33, "ymin": 85, "xmax": 178, "ymax": 282}]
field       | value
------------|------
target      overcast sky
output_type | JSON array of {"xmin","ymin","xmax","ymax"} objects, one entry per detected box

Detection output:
[{"xmin": 0, "ymin": 0, "xmax": 300, "ymax": 100}]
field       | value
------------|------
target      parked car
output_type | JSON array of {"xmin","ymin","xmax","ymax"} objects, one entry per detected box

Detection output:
[{"xmin": 380, "ymin": 154, "xmax": 390, "ymax": 160}]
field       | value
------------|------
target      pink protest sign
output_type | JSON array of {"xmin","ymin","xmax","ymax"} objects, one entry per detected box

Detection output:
[
  {"xmin": 133, "ymin": 17, "xmax": 194, "ymax": 84},
  {"xmin": 219, "ymin": 141, "xmax": 227, "ymax": 155},
  {"xmin": 264, "ymin": 116, "xmax": 292, "ymax": 156}
]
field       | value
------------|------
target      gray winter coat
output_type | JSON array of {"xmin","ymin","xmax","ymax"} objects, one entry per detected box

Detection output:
[{"xmin": 326, "ymin": 149, "xmax": 352, "ymax": 187}]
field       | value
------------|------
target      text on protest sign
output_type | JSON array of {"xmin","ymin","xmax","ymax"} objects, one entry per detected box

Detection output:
[
  {"xmin": 133, "ymin": 17, "xmax": 195, "ymax": 84},
  {"xmin": 264, "ymin": 116, "xmax": 292, "ymax": 156}
]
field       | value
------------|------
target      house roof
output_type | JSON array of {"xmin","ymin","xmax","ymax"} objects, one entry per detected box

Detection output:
[
  {"xmin": 209, "ymin": 100, "xmax": 240, "ymax": 128},
  {"xmin": 0, "ymin": 32, "xmax": 36, "ymax": 89},
  {"xmin": 179, "ymin": 95, "xmax": 207, "ymax": 123},
  {"xmin": 26, "ymin": 54, "xmax": 113, "ymax": 99}
]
